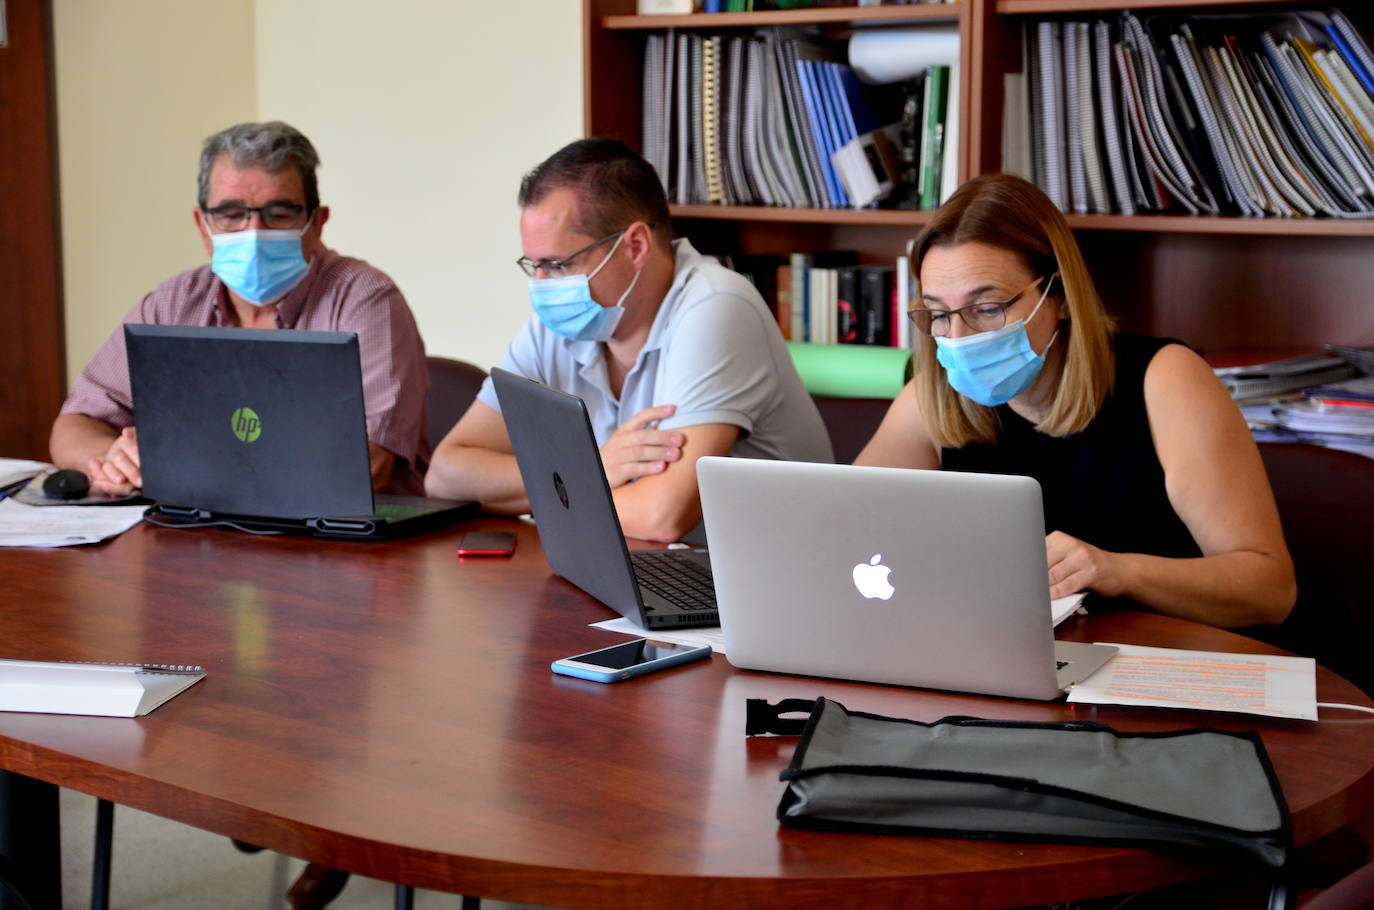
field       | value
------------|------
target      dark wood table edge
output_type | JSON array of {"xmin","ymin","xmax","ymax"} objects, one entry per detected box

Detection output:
[
  {"xmin": 0, "ymin": 735, "xmax": 1249, "ymax": 909},
  {"xmin": 2, "ymin": 709, "xmax": 1360, "ymax": 908}
]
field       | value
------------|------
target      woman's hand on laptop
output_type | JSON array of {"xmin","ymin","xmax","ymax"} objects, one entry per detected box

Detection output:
[
  {"xmin": 600, "ymin": 405, "xmax": 683, "ymax": 489},
  {"xmin": 1046, "ymin": 531, "xmax": 1125, "ymax": 601},
  {"xmin": 87, "ymin": 426, "xmax": 142, "ymax": 497}
]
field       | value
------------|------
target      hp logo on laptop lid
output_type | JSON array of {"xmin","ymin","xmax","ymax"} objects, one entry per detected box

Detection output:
[{"xmin": 231, "ymin": 407, "xmax": 262, "ymax": 443}]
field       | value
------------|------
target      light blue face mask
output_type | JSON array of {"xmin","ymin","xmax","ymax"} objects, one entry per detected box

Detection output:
[
  {"xmin": 527, "ymin": 233, "xmax": 641, "ymax": 342},
  {"xmin": 209, "ymin": 220, "xmax": 312, "ymax": 307},
  {"xmin": 934, "ymin": 275, "xmax": 1060, "ymax": 407}
]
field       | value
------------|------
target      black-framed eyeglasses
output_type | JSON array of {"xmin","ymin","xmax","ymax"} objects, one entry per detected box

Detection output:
[
  {"xmin": 515, "ymin": 229, "xmax": 626, "ymax": 279},
  {"xmin": 907, "ymin": 276, "xmax": 1048, "ymax": 337},
  {"xmin": 202, "ymin": 203, "xmax": 309, "ymax": 233}
]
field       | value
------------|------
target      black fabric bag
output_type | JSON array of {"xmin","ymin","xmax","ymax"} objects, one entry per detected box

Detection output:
[{"xmin": 746, "ymin": 697, "xmax": 1290, "ymax": 867}]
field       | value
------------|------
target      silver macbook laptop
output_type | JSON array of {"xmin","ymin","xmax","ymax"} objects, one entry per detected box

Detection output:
[
  {"xmin": 490, "ymin": 368, "xmax": 717, "ymax": 629},
  {"xmin": 696, "ymin": 457, "xmax": 1116, "ymax": 700}
]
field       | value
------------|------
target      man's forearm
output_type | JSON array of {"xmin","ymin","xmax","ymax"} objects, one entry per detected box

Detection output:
[
  {"xmin": 425, "ymin": 446, "xmax": 530, "ymax": 513},
  {"xmin": 612, "ymin": 481, "xmax": 701, "ymax": 543},
  {"xmin": 50, "ymin": 414, "xmax": 119, "ymax": 471}
]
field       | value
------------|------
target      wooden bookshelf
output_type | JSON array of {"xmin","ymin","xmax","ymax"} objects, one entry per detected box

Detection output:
[
  {"xmin": 671, "ymin": 204, "xmax": 937, "ymax": 226},
  {"xmin": 1063, "ymin": 215, "xmax": 1374, "ymax": 237},
  {"xmin": 585, "ymin": 0, "xmax": 1374, "ymax": 355},
  {"xmin": 998, "ymin": 0, "xmax": 1321, "ymax": 13},
  {"xmin": 604, "ymin": 5, "xmax": 960, "ymax": 29}
]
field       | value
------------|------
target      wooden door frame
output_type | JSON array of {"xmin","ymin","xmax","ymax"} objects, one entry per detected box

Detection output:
[{"xmin": 0, "ymin": 0, "xmax": 65, "ymax": 461}]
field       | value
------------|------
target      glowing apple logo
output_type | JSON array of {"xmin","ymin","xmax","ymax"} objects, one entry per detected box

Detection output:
[{"xmin": 852, "ymin": 554, "xmax": 895, "ymax": 600}]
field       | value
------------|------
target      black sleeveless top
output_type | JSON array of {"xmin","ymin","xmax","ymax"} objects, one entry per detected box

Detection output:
[{"xmin": 941, "ymin": 334, "xmax": 1201, "ymax": 560}]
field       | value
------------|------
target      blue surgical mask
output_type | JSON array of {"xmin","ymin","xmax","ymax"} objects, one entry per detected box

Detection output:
[
  {"xmin": 934, "ymin": 275, "xmax": 1060, "ymax": 407},
  {"xmin": 210, "ymin": 221, "xmax": 312, "ymax": 307},
  {"xmin": 527, "ymin": 233, "xmax": 641, "ymax": 342}
]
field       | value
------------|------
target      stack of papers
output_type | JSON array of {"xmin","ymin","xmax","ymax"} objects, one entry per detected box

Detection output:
[
  {"xmin": 0, "ymin": 499, "xmax": 148, "ymax": 547},
  {"xmin": 0, "ymin": 457, "xmax": 50, "ymax": 489}
]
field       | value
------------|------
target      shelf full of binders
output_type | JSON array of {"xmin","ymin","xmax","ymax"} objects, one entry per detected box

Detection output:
[
  {"xmin": 641, "ymin": 21, "xmax": 963, "ymax": 216},
  {"xmin": 1003, "ymin": 8, "xmax": 1374, "ymax": 228}
]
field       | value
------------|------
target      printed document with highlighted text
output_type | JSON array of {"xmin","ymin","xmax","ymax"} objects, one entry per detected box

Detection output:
[{"xmin": 1067, "ymin": 644, "xmax": 1317, "ymax": 721}]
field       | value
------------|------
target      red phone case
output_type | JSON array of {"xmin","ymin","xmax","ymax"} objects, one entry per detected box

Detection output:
[{"xmin": 456, "ymin": 533, "xmax": 516, "ymax": 557}]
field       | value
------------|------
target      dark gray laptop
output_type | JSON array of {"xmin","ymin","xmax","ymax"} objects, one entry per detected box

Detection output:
[
  {"xmin": 126, "ymin": 324, "xmax": 472, "ymax": 539},
  {"xmin": 490, "ymin": 368, "xmax": 717, "ymax": 629}
]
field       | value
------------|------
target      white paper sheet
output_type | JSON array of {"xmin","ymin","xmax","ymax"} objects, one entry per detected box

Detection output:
[
  {"xmin": 1052, "ymin": 592, "xmax": 1088, "ymax": 627},
  {"xmin": 595, "ymin": 594, "xmax": 1084, "ymax": 656},
  {"xmin": 1067, "ymin": 643, "xmax": 1318, "ymax": 721},
  {"xmin": 591, "ymin": 617, "xmax": 727, "ymax": 654},
  {"xmin": 0, "ymin": 499, "xmax": 148, "ymax": 548},
  {"xmin": 0, "ymin": 458, "xmax": 50, "ymax": 489}
]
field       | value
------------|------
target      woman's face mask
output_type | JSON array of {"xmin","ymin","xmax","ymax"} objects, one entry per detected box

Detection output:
[{"xmin": 933, "ymin": 274, "xmax": 1060, "ymax": 407}]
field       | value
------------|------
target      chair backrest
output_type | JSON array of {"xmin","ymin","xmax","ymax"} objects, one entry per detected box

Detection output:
[
  {"xmin": 1255, "ymin": 443, "xmax": 1374, "ymax": 696},
  {"xmin": 812, "ymin": 396, "xmax": 891, "ymax": 465},
  {"xmin": 1303, "ymin": 859, "xmax": 1374, "ymax": 910},
  {"xmin": 425, "ymin": 357, "xmax": 487, "ymax": 450}
]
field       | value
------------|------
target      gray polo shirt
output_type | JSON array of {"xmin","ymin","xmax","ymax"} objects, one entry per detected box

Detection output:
[{"xmin": 478, "ymin": 238, "xmax": 832, "ymax": 464}]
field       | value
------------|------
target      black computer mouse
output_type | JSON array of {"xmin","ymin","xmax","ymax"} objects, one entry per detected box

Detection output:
[{"xmin": 43, "ymin": 469, "xmax": 91, "ymax": 501}]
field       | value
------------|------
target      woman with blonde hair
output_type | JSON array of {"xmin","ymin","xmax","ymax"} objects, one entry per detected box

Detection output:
[{"xmin": 856, "ymin": 174, "xmax": 1294, "ymax": 629}]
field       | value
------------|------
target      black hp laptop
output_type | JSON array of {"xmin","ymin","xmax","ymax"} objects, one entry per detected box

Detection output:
[
  {"xmin": 490, "ymin": 368, "xmax": 717, "ymax": 629},
  {"xmin": 126, "ymin": 324, "xmax": 472, "ymax": 539}
]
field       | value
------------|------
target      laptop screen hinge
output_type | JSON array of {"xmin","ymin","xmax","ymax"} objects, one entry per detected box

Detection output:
[
  {"xmin": 152, "ymin": 504, "xmax": 212, "ymax": 521},
  {"xmin": 308, "ymin": 517, "xmax": 379, "ymax": 537}
]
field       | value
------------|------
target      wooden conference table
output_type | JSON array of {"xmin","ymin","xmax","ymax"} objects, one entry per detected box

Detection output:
[{"xmin": 1, "ymin": 516, "xmax": 1373, "ymax": 909}]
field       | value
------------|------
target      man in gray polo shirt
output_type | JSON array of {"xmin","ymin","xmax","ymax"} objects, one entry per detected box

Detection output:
[{"xmin": 426, "ymin": 138, "xmax": 831, "ymax": 542}]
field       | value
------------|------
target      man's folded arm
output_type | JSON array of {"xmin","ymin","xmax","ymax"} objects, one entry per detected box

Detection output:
[
  {"xmin": 612, "ymin": 421, "xmax": 738, "ymax": 543},
  {"xmin": 424, "ymin": 400, "xmax": 530, "ymax": 512}
]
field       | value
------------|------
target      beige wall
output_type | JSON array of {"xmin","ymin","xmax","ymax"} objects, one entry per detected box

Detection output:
[
  {"xmin": 255, "ymin": 1, "xmax": 583, "ymax": 371},
  {"xmin": 54, "ymin": 0, "xmax": 258, "ymax": 384},
  {"xmin": 54, "ymin": 0, "xmax": 585, "ymax": 385}
]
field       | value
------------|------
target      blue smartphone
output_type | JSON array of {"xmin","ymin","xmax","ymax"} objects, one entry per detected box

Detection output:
[{"xmin": 550, "ymin": 639, "xmax": 711, "ymax": 683}]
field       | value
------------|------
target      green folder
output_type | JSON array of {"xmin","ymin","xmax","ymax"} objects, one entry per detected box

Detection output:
[{"xmin": 787, "ymin": 342, "xmax": 910, "ymax": 399}]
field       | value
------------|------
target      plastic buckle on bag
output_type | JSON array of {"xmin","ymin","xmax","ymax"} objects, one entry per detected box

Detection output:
[{"xmin": 745, "ymin": 698, "xmax": 817, "ymax": 736}]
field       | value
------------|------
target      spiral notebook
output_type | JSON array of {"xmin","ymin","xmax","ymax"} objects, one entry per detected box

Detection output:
[{"xmin": 0, "ymin": 659, "xmax": 206, "ymax": 717}]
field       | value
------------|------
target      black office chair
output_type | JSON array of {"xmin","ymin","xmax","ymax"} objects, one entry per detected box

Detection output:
[
  {"xmin": 1248, "ymin": 443, "xmax": 1374, "ymax": 698},
  {"xmin": 426, "ymin": 356, "xmax": 488, "ymax": 450}
]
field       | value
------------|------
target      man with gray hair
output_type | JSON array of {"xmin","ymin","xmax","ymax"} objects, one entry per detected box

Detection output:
[{"xmin": 51, "ymin": 120, "xmax": 429, "ymax": 495}]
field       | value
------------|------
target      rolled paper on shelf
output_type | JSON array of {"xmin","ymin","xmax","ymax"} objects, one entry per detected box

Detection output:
[
  {"xmin": 787, "ymin": 342, "xmax": 911, "ymax": 399},
  {"xmin": 848, "ymin": 26, "xmax": 960, "ymax": 86}
]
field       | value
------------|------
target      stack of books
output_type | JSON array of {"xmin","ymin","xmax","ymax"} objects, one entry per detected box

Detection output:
[
  {"xmin": 725, "ymin": 250, "xmax": 915, "ymax": 347},
  {"xmin": 642, "ymin": 28, "xmax": 956, "ymax": 210},
  {"xmin": 1006, "ymin": 10, "xmax": 1374, "ymax": 218}
]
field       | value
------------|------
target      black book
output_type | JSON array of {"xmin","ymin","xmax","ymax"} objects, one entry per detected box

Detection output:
[
  {"xmin": 836, "ymin": 266, "xmax": 861, "ymax": 344},
  {"xmin": 859, "ymin": 265, "xmax": 895, "ymax": 347}
]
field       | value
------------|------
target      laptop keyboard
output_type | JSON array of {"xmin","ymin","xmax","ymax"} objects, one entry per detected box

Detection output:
[
  {"xmin": 373, "ymin": 502, "xmax": 436, "ymax": 521},
  {"xmin": 630, "ymin": 551, "xmax": 717, "ymax": 612}
]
